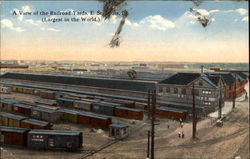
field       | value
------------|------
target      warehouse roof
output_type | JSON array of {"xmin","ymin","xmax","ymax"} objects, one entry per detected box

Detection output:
[
  {"xmin": 156, "ymin": 106, "xmax": 188, "ymax": 113},
  {"xmin": 110, "ymin": 123, "xmax": 128, "ymax": 128},
  {"xmin": 1, "ymin": 73, "xmax": 156, "ymax": 92},
  {"xmin": 28, "ymin": 129, "xmax": 82, "ymax": 135},
  {"xmin": 159, "ymin": 73, "xmax": 200, "ymax": 85}
]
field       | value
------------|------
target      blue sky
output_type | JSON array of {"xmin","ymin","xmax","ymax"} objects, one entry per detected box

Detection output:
[{"xmin": 0, "ymin": 1, "xmax": 249, "ymax": 62}]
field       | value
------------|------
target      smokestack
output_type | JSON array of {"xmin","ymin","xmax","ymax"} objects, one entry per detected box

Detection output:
[{"xmin": 201, "ymin": 65, "xmax": 204, "ymax": 75}]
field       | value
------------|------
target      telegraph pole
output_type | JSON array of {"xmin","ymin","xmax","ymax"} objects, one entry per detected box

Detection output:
[
  {"xmin": 151, "ymin": 90, "xmax": 156, "ymax": 159},
  {"xmin": 192, "ymin": 83, "xmax": 197, "ymax": 139},
  {"xmin": 147, "ymin": 130, "xmax": 150, "ymax": 158},
  {"xmin": 148, "ymin": 90, "xmax": 151, "ymax": 120},
  {"xmin": 218, "ymin": 75, "xmax": 222, "ymax": 119},
  {"xmin": 233, "ymin": 73, "xmax": 236, "ymax": 108}
]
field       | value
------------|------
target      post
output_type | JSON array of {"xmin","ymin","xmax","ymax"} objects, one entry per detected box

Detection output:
[
  {"xmin": 218, "ymin": 76, "xmax": 222, "ymax": 119},
  {"xmin": 151, "ymin": 90, "xmax": 156, "ymax": 159},
  {"xmin": 147, "ymin": 130, "xmax": 150, "ymax": 158},
  {"xmin": 233, "ymin": 73, "xmax": 236, "ymax": 108},
  {"xmin": 148, "ymin": 90, "xmax": 151, "ymax": 120},
  {"xmin": 192, "ymin": 83, "xmax": 196, "ymax": 139}
]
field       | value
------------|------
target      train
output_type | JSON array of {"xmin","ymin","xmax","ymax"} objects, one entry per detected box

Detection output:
[
  {"xmin": 6, "ymin": 85, "xmax": 188, "ymax": 120},
  {"xmin": 0, "ymin": 126, "xmax": 82, "ymax": 151}
]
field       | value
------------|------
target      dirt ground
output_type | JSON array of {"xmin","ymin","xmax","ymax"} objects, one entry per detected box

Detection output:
[{"xmin": 1, "ymin": 85, "xmax": 249, "ymax": 159}]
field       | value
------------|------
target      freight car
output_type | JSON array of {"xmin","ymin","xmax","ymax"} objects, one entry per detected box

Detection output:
[
  {"xmin": 77, "ymin": 112, "xmax": 112, "ymax": 129},
  {"xmin": 35, "ymin": 99, "xmax": 58, "ymax": 107},
  {"xmin": 0, "ymin": 126, "xmax": 83, "ymax": 151},
  {"xmin": 115, "ymin": 106, "xmax": 144, "ymax": 120},
  {"xmin": 91, "ymin": 102, "xmax": 121, "ymax": 116},
  {"xmin": 155, "ymin": 106, "xmax": 188, "ymax": 120}
]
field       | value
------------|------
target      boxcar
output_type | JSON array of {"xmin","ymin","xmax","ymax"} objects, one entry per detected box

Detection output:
[
  {"xmin": 31, "ymin": 105, "xmax": 60, "ymax": 123},
  {"xmin": 115, "ymin": 106, "xmax": 144, "ymax": 120},
  {"xmin": 27, "ymin": 129, "xmax": 83, "ymax": 151},
  {"xmin": 134, "ymin": 102, "xmax": 148, "ymax": 110},
  {"xmin": 12, "ymin": 103, "xmax": 32, "ymax": 116},
  {"xmin": 155, "ymin": 106, "xmax": 188, "ymax": 120},
  {"xmin": 0, "ymin": 126, "xmax": 29, "ymax": 146},
  {"xmin": 22, "ymin": 88, "xmax": 34, "ymax": 94},
  {"xmin": 109, "ymin": 99, "xmax": 135, "ymax": 108},
  {"xmin": 77, "ymin": 112, "xmax": 112, "ymax": 129},
  {"xmin": 1, "ymin": 99, "xmax": 16, "ymax": 112},
  {"xmin": 57, "ymin": 98, "xmax": 74, "ymax": 108},
  {"xmin": 20, "ymin": 118, "xmax": 53, "ymax": 130},
  {"xmin": 11, "ymin": 86, "xmax": 23, "ymax": 93},
  {"xmin": 58, "ymin": 108, "xmax": 78, "ymax": 123},
  {"xmin": 91, "ymin": 102, "xmax": 120, "ymax": 116},
  {"xmin": 35, "ymin": 99, "xmax": 58, "ymax": 107},
  {"xmin": 39, "ymin": 90, "xmax": 55, "ymax": 99},
  {"xmin": 0, "ymin": 112, "xmax": 27, "ymax": 127},
  {"xmin": 73, "ymin": 100, "xmax": 93, "ymax": 111}
]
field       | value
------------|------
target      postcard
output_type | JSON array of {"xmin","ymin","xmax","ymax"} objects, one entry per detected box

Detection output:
[{"xmin": 0, "ymin": 0, "xmax": 249, "ymax": 159}]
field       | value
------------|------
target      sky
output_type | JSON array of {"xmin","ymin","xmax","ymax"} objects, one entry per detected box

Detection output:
[{"xmin": 0, "ymin": 1, "xmax": 249, "ymax": 62}]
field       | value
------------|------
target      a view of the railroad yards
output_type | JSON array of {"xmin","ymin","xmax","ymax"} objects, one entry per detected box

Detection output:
[
  {"xmin": 0, "ymin": 0, "xmax": 249, "ymax": 159},
  {"xmin": 0, "ymin": 60, "xmax": 249, "ymax": 159}
]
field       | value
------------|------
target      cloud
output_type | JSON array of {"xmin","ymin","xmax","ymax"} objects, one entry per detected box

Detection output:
[
  {"xmin": 235, "ymin": 8, "xmax": 248, "ymax": 15},
  {"xmin": 139, "ymin": 15, "xmax": 175, "ymax": 31},
  {"xmin": 46, "ymin": 28, "xmax": 61, "ymax": 32},
  {"xmin": 224, "ymin": 8, "xmax": 248, "ymax": 15},
  {"xmin": 22, "ymin": 5, "xmax": 31, "ymax": 12},
  {"xmin": 12, "ymin": 6, "xmax": 31, "ymax": 21},
  {"xmin": 242, "ymin": 16, "xmax": 248, "ymax": 22},
  {"xmin": 209, "ymin": 9, "xmax": 220, "ymax": 14},
  {"xmin": 1, "ymin": 19, "xmax": 25, "ymax": 32},
  {"xmin": 25, "ymin": 19, "xmax": 41, "ymax": 26}
]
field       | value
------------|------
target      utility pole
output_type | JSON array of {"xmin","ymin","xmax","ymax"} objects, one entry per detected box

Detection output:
[
  {"xmin": 233, "ymin": 73, "xmax": 236, "ymax": 108},
  {"xmin": 147, "ymin": 130, "xmax": 150, "ymax": 158},
  {"xmin": 151, "ymin": 90, "xmax": 156, "ymax": 159},
  {"xmin": 192, "ymin": 83, "xmax": 197, "ymax": 139},
  {"xmin": 147, "ymin": 90, "xmax": 151, "ymax": 120},
  {"xmin": 218, "ymin": 75, "xmax": 222, "ymax": 119}
]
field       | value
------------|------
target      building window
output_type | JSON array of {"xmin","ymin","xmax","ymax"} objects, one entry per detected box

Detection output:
[
  {"xmin": 158, "ymin": 86, "xmax": 163, "ymax": 93},
  {"xmin": 202, "ymin": 90, "xmax": 211, "ymax": 95},
  {"xmin": 174, "ymin": 88, "xmax": 178, "ymax": 94},
  {"xmin": 166, "ymin": 87, "xmax": 170, "ymax": 93},
  {"xmin": 181, "ymin": 88, "xmax": 186, "ymax": 95},
  {"xmin": 204, "ymin": 101, "xmax": 211, "ymax": 105},
  {"xmin": 199, "ymin": 80, "xmax": 203, "ymax": 86}
]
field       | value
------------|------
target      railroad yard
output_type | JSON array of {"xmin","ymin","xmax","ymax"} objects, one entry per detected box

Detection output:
[{"xmin": 1, "ymin": 82, "xmax": 249, "ymax": 159}]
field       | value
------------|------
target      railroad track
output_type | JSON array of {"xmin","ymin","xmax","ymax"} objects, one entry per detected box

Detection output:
[{"xmin": 78, "ymin": 140, "xmax": 118, "ymax": 159}]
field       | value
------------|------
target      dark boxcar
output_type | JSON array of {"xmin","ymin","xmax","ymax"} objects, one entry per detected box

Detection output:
[
  {"xmin": 0, "ymin": 126, "xmax": 29, "ymax": 146},
  {"xmin": 27, "ymin": 129, "xmax": 83, "ymax": 151},
  {"xmin": 73, "ymin": 100, "xmax": 93, "ymax": 111},
  {"xmin": 155, "ymin": 106, "xmax": 188, "ymax": 120},
  {"xmin": 0, "ymin": 112, "xmax": 27, "ymax": 127},
  {"xmin": 35, "ymin": 99, "xmax": 58, "ymax": 107},
  {"xmin": 109, "ymin": 99, "xmax": 135, "ymax": 108},
  {"xmin": 115, "ymin": 106, "xmax": 144, "ymax": 120},
  {"xmin": 39, "ymin": 90, "xmax": 55, "ymax": 99},
  {"xmin": 57, "ymin": 98, "xmax": 74, "ymax": 108},
  {"xmin": 91, "ymin": 102, "xmax": 120, "ymax": 116},
  {"xmin": 20, "ymin": 118, "xmax": 53, "ymax": 130},
  {"xmin": 1, "ymin": 99, "xmax": 16, "ymax": 112},
  {"xmin": 31, "ymin": 105, "xmax": 60, "ymax": 123},
  {"xmin": 58, "ymin": 108, "xmax": 78, "ymax": 123},
  {"xmin": 22, "ymin": 87, "xmax": 34, "ymax": 94},
  {"xmin": 12, "ymin": 103, "xmax": 32, "ymax": 116}
]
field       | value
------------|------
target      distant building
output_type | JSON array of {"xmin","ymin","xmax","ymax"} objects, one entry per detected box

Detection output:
[
  {"xmin": 206, "ymin": 72, "xmax": 248, "ymax": 100},
  {"xmin": 157, "ymin": 72, "xmax": 225, "ymax": 113}
]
